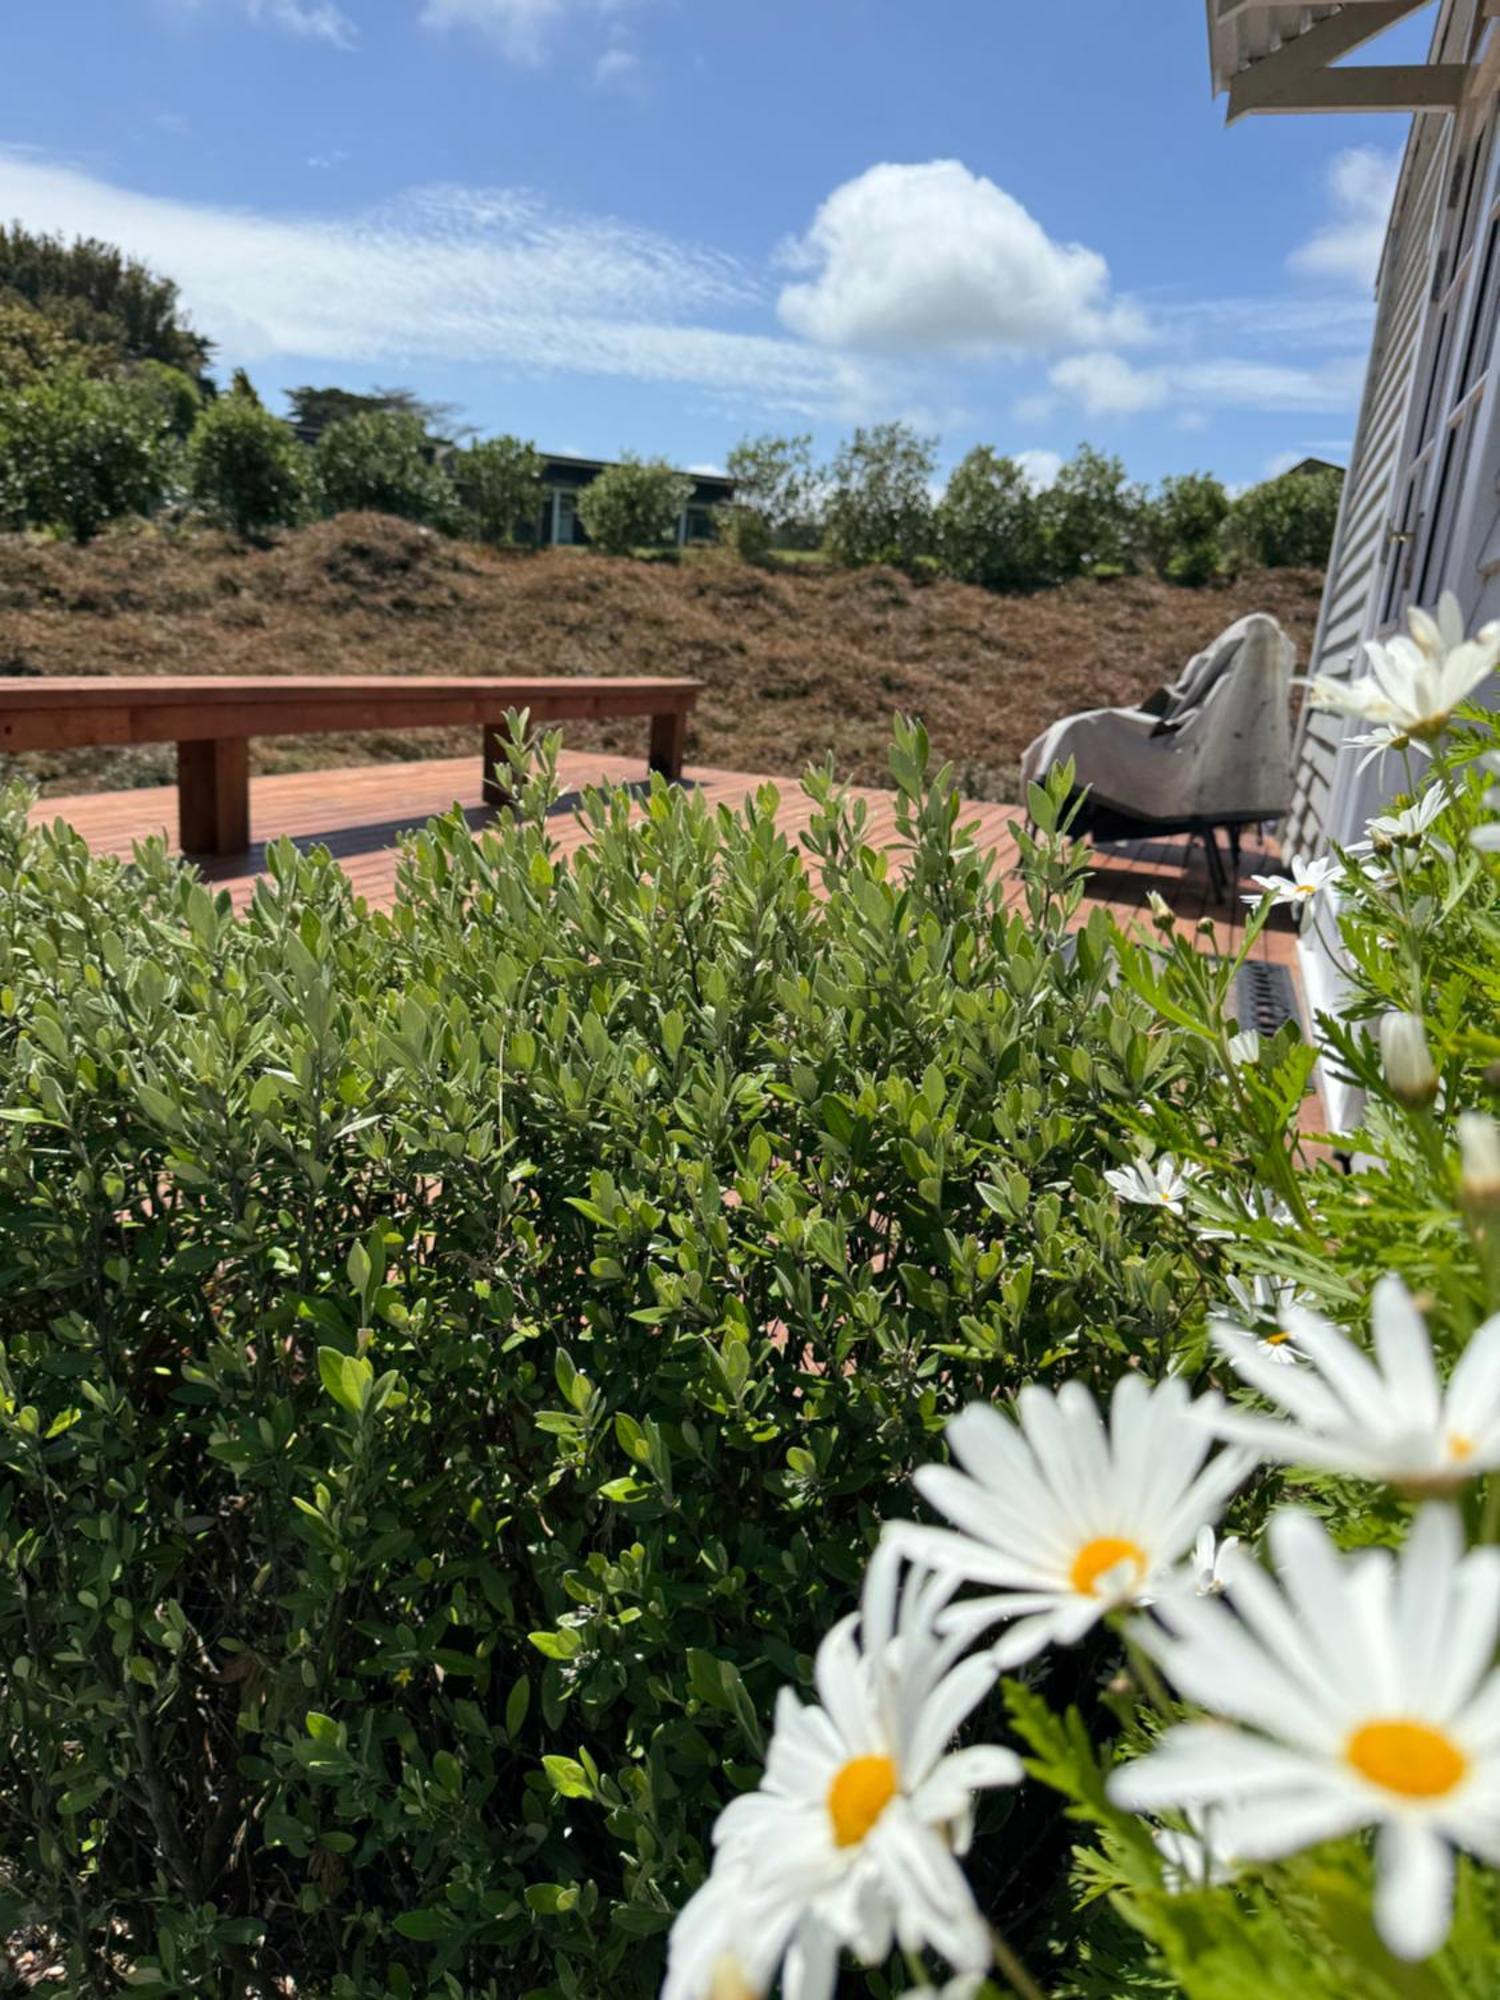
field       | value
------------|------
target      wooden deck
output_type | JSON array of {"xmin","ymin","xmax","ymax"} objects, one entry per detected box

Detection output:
[{"xmin": 25, "ymin": 749, "xmax": 1300, "ymax": 967}]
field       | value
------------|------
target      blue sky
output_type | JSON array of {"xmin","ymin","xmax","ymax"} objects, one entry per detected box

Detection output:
[{"xmin": 0, "ymin": 0, "xmax": 1438, "ymax": 488}]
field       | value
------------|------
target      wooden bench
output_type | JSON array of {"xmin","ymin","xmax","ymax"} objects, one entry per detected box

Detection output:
[{"xmin": 0, "ymin": 674, "xmax": 703, "ymax": 855}]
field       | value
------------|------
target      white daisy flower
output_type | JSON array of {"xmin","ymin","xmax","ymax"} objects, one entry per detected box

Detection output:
[
  {"xmin": 1190, "ymin": 1524, "xmax": 1242, "ymax": 1597},
  {"xmin": 1304, "ymin": 593, "xmax": 1500, "ymax": 754},
  {"xmin": 1226, "ymin": 1029, "xmax": 1261, "ymax": 1068},
  {"xmin": 1222, "ymin": 1274, "xmax": 1311, "ymax": 1369},
  {"xmin": 895, "ymin": 1377, "xmax": 1251, "ymax": 1667},
  {"xmin": 1104, "ymin": 1156, "xmax": 1200, "ymax": 1215},
  {"xmin": 1110, "ymin": 1506, "xmax": 1500, "ymax": 1962},
  {"xmin": 1207, "ymin": 1273, "xmax": 1500, "ymax": 1492},
  {"xmin": 1242, "ymin": 853, "xmax": 1338, "ymax": 909},
  {"xmin": 662, "ymin": 1550, "xmax": 1022, "ymax": 2000},
  {"xmin": 1361, "ymin": 787, "xmax": 1446, "ymax": 849}
]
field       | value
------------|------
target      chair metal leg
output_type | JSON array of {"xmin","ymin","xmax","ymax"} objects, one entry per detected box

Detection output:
[{"xmin": 1201, "ymin": 828, "xmax": 1228, "ymax": 903}]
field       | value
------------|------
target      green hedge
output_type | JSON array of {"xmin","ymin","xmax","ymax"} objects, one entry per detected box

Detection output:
[{"xmin": 0, "ymin": 728, "xmax": 1226, "ymax": 1997}]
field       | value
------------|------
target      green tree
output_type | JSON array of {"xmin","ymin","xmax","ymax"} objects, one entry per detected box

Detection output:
[
  {"xmin": 933, "ymin": 446, "xmax": 1048, "ymax": 590},
  {"xmin": 285, "ymin": 383, "xmax": 460, "ymax": 446},
  {"xmin": 575, "ymin": 454, "xmax": 694, "ymax": 555},
  {"xmin": 452, "ymin": 434, "xmax": 545, "ymax": 545},
  {"xmin": 189, "ymin": 394, "xmax": 308, "ymax": 537},
  {"xmin": 1038, "ymin": 443, "xmax": 1145, "ymax": 580},
  {"xmin": 312, "ymin": 410, "xmax": 459, "ymax": 530},
  {"xmin": 1143, "ymin": 470, "xmax": 1231, "ymax": 586},
  {"xmin": 133, "ymin": 360, "xmax": 202, "ymax": 442},
  {"xmin": 822, "ymin": 422, "xmax": 937, "ymax": 568},
  {"xmin": 1226, "ymin": 466, "xmax": 1344, "ymax": 569},
  {"xmin": 721, "ymin": 432, "xmax": 821, "ymax": 555},
  {"xmin": 0, "ymin": 299, "xmax": 96, "ymax": 392},
  {"xmin": 0, "ymin": 362, "xmax": 178, "ymax": 542},
  {"xmin": 0, "ymin": 224, "xmax": 211, "ymax": 382}
]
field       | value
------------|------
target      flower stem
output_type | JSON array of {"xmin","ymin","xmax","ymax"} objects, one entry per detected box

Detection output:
[{"xmin": 987, "ymin": 1923, "xmax": 1050, "ymax": 2000}]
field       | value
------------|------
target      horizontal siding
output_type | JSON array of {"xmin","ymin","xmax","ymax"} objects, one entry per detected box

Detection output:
[{"xmin": 1283, "ymin": 125, "xmax": 1449, "ymax": 854}]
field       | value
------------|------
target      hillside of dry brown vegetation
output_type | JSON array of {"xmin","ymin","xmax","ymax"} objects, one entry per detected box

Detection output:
[{"xmin": 0, "ymin": 514, "xmax": 1326, "ymax": 801}]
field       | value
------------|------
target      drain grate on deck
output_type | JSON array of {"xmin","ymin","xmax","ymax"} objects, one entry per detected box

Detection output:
[{"xmin": 1233, "ymin": 959, "xmax": 1302, "ymax": 1039}]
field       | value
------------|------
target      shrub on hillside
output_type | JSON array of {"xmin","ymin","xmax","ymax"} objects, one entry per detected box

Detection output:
[
  {"xmin": 189, "ymin": 393, "xmax": 309, "ymax": 537},
  {"xmin": 135, "ymin": 360, "xmax": 204, "ymax": 443},
  {"xmin": 575, "ymin": 454, "xmax": 694, "ymax": 555},
  {"xmin": 1142, "ymin": 469, "xmax": 1232, "ymax": 586},
  {"xmin": 0, "ymin": 300, "xmax": 101, "ymax": 392},
  {"xmin": 933, "ymin": 445, "xmax": 1048, "ymax": 590},
  {"xmin": 1227, "ymin": 464, "xmax": 1343, "ymax": 569},
  {"xmin": 0, "ymin": 361, "xmax": 178, "ymax": 542},
  {"xmin": 452, "ymin": 434, "xmax": 546, "ymax": 545},
  {"xmin": 0, "ymin": 731, "xmax": 1233, "ymax": 1997},
  {"xmin": 721, "ymin": 432, "xmax": 822, "ymax": 555},
  {"xmin": 312, "ymin": 410, "xmax": 459, "ymax": 532},
  {"xmin": 1037, "ymin": 443, "xmax": 1146, "ymax": 580},
  {"xmin": 822, "ymin": 421, "xmax": 937, "ymax": 568}
]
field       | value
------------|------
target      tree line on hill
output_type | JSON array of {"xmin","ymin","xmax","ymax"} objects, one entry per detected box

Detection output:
[{"xmin": 0, "ymin": 224, "xmax": 1342, "ymax": 582}]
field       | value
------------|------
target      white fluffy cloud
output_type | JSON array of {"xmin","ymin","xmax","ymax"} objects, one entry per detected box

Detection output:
[
  {"xmin": 1050, "ymin": 348, "xmax": 1366, "ymax": 418},
  {"xmin": 776, "ymin": 160, "xmax": 1143, "ymax": 356},
  {"xmin": 1288, "ymin": 146, "xmax": 1400, "ymax": 289},
  {"xmin": 0, "ymin": 149, "xmax": 863, "ymax": 410}
]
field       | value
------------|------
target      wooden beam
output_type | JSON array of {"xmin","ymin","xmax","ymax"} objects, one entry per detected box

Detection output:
[
  {"xmin": 178, "ymin": 738, "xmax": 250, "ymax": 856},
  {"xmin": 1232, "ymin": 62, "xmax": 1468, "ymax": 115},
  {"xmin": 1225, "ymin": 0, "xmax": 1435, "ymax": 119}
]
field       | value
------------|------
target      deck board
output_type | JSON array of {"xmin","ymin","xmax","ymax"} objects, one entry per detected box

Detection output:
[{"xmin": 25, "ymin": 748, "xmax": 1300, "ymax": 969}]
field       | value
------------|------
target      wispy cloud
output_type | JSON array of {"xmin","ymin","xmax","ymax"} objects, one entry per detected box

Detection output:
[
  {"xmin": 170, "ymin": 0, "xmax": 358, "ymax": 48},
  {"xmin": 1289, "ymin": 146, "xmax": 1401, "ymax": 290},
  {"xmin": 418, "ymin": 0, "xmax": 639, "ymax": 65},
  {"xmin": 0, "ymin": 149, "xmax": 869, "ymax": 414},
  {"xmin": 1050, "ymin": 348, "xmax": 1366, "ymax": 418}
]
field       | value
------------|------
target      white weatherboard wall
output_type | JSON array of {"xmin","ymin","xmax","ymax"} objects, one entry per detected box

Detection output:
[{"xmin": 1277, "ymin": 0, "xmax": 1500, "ymax": 1126}]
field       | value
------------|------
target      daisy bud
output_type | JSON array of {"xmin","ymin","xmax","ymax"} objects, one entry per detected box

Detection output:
[
  {"xmin": 1197, "ymin": 917, "xmax": 1217, "ymax": 938},
  {"xmin": 1380, "ymin": 1012, "xmax": 1438, "ymax": 1107},
  {"xmin": 1459, "ymin": 1112, "xmax": 1500, "ymax": 1212},
  {"xmin": 1147, "ymin": 891, "xmax": 1175, "ymax": 931}
]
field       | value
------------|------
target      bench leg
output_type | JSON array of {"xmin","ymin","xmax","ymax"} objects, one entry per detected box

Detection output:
[
  {"xmin": 649, "ymin": 708, "xmax": 688, "ymax": 782},
  {"xmin": 481, "ymin": 724, "xmax": 515, "ymax": 811},
  {"xmin": 178, "ymin": 739, "xmax": 249, "ymax": 856}
]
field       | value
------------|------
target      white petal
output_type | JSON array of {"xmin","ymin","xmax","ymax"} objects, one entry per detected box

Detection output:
[
  {"xmin": 1369, "ymin": 1275, "xmax": 1443, "ymax": 1432},
  {"xmin": 1374, "ymin": 1820, "xmax": 1454, "ymax": 1962}
]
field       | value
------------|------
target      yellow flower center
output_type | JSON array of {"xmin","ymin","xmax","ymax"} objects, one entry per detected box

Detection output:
[
  {"xmin": 1346, "ymin": 1719, "xmax": 1468, "ymax": 1800},
  {"xmin": 827, "ymin": 1754, "xmax": 898, "ymax": 1849},
  {"xmin": 1265, "ymin": 1330, "xmax": 1292, "ymax": 1346},
  {"xmin": 710, "ymin": 1962, "xmax": 759, "ymax": 2000},
  {"xmin": 1070, "ymin": 1535, "xmax": 1148, "ymax": 1599},
  {"xmin": 1449, "ymin": 1432, "xmax": 1475, "ymax": 1462}
]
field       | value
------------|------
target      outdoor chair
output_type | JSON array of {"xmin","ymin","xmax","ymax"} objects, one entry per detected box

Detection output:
[{"xmin": 1018, "ymin": 611, "xmax": 1296, "ymax": 898}]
